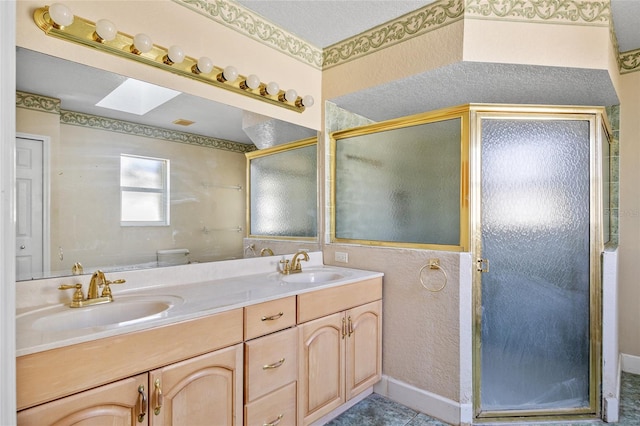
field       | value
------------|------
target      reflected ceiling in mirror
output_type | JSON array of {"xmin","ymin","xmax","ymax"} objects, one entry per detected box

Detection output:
[{"xmin": 15, "ymin": 48, "xmax": 317, "ymax": 281}]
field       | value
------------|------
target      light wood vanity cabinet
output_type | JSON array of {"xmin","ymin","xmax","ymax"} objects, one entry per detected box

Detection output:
[
  {"xmin": 17, "ymin": 309, "xmax": 244, "ymax": 426},
  {"xmin": 18, "ymin": 345, "xmax": 244, "ymax": 426},
  {"xmin": 17, "ymin": 275, "xmax": 383, "ymax": 426},
  {"xmin": 297, "ymin": 278, "xmax": 383, "ymax": 426}
]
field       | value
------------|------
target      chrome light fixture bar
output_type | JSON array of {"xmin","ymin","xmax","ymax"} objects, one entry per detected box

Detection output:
[{"xmin": 34, "ymin": 4, "xmax": 315, "ymax": 113}]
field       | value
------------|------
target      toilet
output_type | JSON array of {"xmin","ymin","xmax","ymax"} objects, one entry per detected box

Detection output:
[{"xmin": 157, "ymin": 248, "xmax": 190, "ymax": 267}]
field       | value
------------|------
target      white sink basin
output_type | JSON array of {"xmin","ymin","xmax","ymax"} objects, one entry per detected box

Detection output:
[
  {"xmin": 281, "ymin": 271, "xmax": 345, "ymax": 284},
  {"xmin": 17, "ymin": 295, "xmax": 183, "ymax": 332}
]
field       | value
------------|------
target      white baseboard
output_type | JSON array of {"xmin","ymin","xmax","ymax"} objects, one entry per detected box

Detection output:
[
  {"xmin": 621, "ymin": 353, "xmax": 640, "ymax": 375},
  {"xmin": 374, "ymin": 375, "xmax": 461, "ymax": 425}
]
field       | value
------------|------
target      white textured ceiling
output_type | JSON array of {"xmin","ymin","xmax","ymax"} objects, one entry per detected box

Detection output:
[
  {"xmin": 236, "ymin": 0, "xmax": 437, "ymax": 47},
  {"xmin": 610, "ymin": 0, "xmax": 640, "ymax": 52}
]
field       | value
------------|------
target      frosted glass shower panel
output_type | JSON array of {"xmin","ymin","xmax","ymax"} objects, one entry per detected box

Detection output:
[
  {"xmin": 480, "ymin": 119, "xmax": 591, "ymax": 412},
  {"xmin": 249, "ymin": 143, "xmax": 317, "ymax": 237},
  {"xmin": 334, "ymin": 118, "xmax": 461, "ymax": 245}
]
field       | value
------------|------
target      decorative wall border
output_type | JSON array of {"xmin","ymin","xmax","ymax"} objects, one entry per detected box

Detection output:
[
  {"xmin": 323, "ymin": 0, "xmax": 464, "ymax": 69},
  {"xmin": 172, "ymin": 0, "xmax": 637, "ymax": 74},
  {"xmin": 17, "ymin": 91, "xmax": 255, "ymax": 154},
  {"xmin": 171, "ymin": 0, "xmax": 323, "ymax": 69},
  {"xmin": 620, "ymin": 48, "xmax": 640, "ymax": 74},
  {"xmin": 464, "ymin": 0, "xmax": 610, "ymax": 25},
  {"xmin": 16, "ymin": 91, "xmax": 60, "ymax": 114}
]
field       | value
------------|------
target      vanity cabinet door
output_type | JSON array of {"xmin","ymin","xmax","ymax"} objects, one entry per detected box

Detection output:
[
  {"xmin": 149, "ymin": 343, "xmax": 243, "ymax": 426},
  {"xmin": 17, "ymin": 373, "xmax": 148, "ymax": 426},
  {"xmin": 298, "ymin": 311, "xmax": 345, "ymax": 425},
  {"xmin": 345, "ymin": 300, "xmax": 382, "ymax": 400}
]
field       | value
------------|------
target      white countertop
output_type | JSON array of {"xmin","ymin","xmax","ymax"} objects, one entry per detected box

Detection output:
[{"xmin": 16, "ymin": 253, "xmax": 383, "ymax": 357}]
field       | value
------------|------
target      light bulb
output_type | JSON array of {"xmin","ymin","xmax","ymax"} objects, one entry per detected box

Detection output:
[
  {"xmin": 95, "ymin": 19, "xmax": 117, "ymax": 42},
  {"xmin": 284, "ymin": 89, "xmax": 298, "ymax": 103},
  {"xmin": 245, "ymin": 74, "xmax": 260, "ymax": 90},
  {"xmin": 222, "ymin": 66, "xmax": 238, "ymax": 82},
  {"xmin": 131, "ymin": 33, "xmax": 153, "ymax": 54},
  {"xmin": 302, "ymin": 95, "xmax": 314, "ymax": 107},
  {"xmin": 49, "ymin": 3, "xmax": 74, "ymax": 27},
  {"xmin": 166, "ymin": 45, "xmax": 185, "ymax": 64},
  {"xmin": 266, "ymin": 81, "xmax": 280, "ymax": 96},
  {"xmin": 193, "ymin": 56, "xmax": 213, "ymax": 74}
]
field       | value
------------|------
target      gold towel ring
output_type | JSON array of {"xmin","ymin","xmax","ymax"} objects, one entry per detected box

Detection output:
[{"xmin": 419, "ymin": 259, "xmax": 448, "ymax": 292}]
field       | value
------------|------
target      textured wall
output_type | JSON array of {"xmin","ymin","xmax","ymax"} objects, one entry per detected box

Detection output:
[{"xmin": 618, "ymin": 71, "xmax": 640, "ymax": 357}]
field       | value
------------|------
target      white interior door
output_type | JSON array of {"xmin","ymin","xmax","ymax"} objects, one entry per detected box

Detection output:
[{"xmin": 15, "ymin": 135, "xmax": 47, "ymax": 280}]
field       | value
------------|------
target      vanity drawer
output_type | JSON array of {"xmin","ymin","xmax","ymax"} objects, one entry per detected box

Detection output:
[
  {"xmin": 297, "ymin": 277, "xmax": 382, "ymax": 323},
  {"xmin": 245, "ymin": 326, "xmax": 297, "ymax": 402},
  {"xmin": 244, "ymin": 296, "xmax": 296, "ymax": 340},
  {"xmin": 245, "ymin": 381, "xmax": 296, "ymax": 426}
]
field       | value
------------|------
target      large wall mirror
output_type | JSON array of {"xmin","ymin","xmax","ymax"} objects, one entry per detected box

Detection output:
[{"xmin": 15, "ymin": 47, "xmax": 317, "ymax": 281}]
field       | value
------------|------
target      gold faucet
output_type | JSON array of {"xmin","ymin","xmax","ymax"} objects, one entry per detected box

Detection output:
[
  {"xmin": 280, "ymin": 251, "xmax": 309, "ymax": 275},
  {"xmin": 260, "ymin": 248, "xmax": 274, "ymax": 257},
  {"xmin": 58, "ymin": 270, "xmax": 126, "ymax": 308}
]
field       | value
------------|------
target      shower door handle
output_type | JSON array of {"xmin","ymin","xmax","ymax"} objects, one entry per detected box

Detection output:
[{"xmin": 477, "ymin": 258, "xmax": 489, "ymax": 273}]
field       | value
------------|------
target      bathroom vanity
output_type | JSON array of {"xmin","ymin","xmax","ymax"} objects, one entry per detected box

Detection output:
[{"xmin": 15, "ymin": 253, "xmax": 382, "ymax": 425}]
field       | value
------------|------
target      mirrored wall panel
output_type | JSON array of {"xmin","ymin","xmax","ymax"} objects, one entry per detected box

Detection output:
[{"xmin": 247, "ymin": 138, "xmax": 317, "ymax": 238}]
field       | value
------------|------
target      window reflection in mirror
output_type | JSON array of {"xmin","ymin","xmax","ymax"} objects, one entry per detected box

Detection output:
[
  {"xmin": 120, "ymin": 154, "xmax": 170, "ymax": 226},
  {"xmin": 247, "ymin": 138, "xmax": 318, "ymax": 239}
]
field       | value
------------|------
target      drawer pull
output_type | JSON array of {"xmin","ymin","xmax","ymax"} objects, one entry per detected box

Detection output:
[
  {"xmin": 263, "ymin": 358, "xmax": 286, "ymax": 370},
  {"xmin": 261, "ymin": 312, "xmax": 284, "ymax": 321},
  {"xmin": 153, "ymin": 378, "xmax": 163, "ymax": 415},
  {"xmin": 137, "ymin": 385, "xmax": 147, "ymax": 423},
  {"xmin": 264, "ymin": 413, "xmax": 284, "ymax": 426}
]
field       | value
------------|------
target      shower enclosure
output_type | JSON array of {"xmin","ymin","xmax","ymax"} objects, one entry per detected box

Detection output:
[{"xmin": 330, "ymin": 104, "xmax": 611, "ymax": 422}]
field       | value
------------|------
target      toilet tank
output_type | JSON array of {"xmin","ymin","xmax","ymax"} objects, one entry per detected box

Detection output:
[{"xmin": 157, "ymin": 249, "xmax": 190, "ymax": 267}]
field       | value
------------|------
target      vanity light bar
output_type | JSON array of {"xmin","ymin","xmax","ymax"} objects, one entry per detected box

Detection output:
[{"xmin": 33, "ymin": 4, "xmax": 315, "ymax": 113}]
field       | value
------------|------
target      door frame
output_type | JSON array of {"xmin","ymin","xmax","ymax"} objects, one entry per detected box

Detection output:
[
  {"xmin": 469, "ymin": 105, "xmax": 608, "ymax": 422},
  {"xmin": 16, "ymin": 132, "xmax": 51, "ymax": 278}
]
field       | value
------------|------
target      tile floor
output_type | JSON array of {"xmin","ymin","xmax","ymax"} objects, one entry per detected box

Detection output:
[{"xmin": 325, "ymin": 372, "xmax": 640, "ymax": 426}]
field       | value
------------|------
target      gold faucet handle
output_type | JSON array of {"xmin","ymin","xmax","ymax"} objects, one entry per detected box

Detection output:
[
  {"xmin": 100, "ymin": 278, "xmax": 126, "ymax": 297},
  {"xmin": 59, "ymin": 283, "xmax": 84, "ymax": 303},
  {"xmin": 279, "ymin": 259, "xmax": 290, "ymax": 274}
]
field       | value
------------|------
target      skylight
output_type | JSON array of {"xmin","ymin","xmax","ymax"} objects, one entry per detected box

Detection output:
[{"xmin": 96, "ymin": 78, "xmax": 181, "ymax": 115}]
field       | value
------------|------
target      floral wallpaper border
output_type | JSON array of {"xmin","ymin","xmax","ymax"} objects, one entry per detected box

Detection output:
[
  {"xmin": 172, "ymin": 0, "xmax": 640, "ymax": 73},
  {"xmin": 464, "ymin": 0, "xmax": 610, "ymax": 25},
  {"xmin": 16, "ymin": 91, "xmax": 60, "ymax": 114},
  {"xmin": 323, "ymin": 0, "xmax": 464, "ymax": 69},
  {"xmin": 620, "ymin": 48, "xmax": 640, "ymax": 75},
  {"xmin": 16, "ymin": 92, "xmax": 255, "ymax": 154},
  {"xmin": 171, "ymin": 0, "xmax": 323, "ymax": 69}
]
